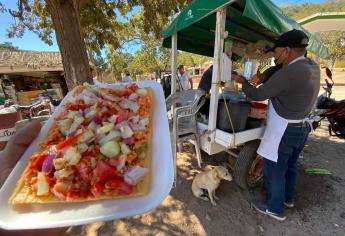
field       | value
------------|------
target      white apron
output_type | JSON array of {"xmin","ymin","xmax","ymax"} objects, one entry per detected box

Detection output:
[
  {"xmin": 257, "ymin": 56, "xmax": 311, "ymax": 162},
  {"xmin": 257, "ymin": 101, "xmax": 288, "ymax": 162}
]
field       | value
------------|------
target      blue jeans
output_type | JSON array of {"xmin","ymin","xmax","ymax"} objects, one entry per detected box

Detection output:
[{"xmin": 264, "ymin": 124, "xmax": 310, "ymax": 214}]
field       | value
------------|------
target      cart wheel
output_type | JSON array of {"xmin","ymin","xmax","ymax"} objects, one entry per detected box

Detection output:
[{"xmin": 234, "ymin": 140, "xmax": 263, "ymax": 189}]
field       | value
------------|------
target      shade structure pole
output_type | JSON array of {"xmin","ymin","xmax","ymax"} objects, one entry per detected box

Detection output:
[
  {"xmin": 208, "ymin": 7, "xmax": 226, "ymax": 141},
  {"xmin": 170, "ymin": 33, "xmax": 178, "ymax": 185},
  {"xmin": 171, "ymin": 34, "xmax": 178, "ymax": 95}
]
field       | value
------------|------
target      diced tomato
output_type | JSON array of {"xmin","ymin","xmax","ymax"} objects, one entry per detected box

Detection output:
[
  {"xmin": 116, "ymin": 109, "xmax": 127, "ymax": 124},
  {"xmin": 116, "ymin": 89, "xmax": 132, "ymax": 97},
  {"xmin": 126, "ymin": 84, "xmax": 139, "ymax": 92},
  {"xmin": 126, "ymin": 153, "xmax": 137, "ymax": 162},
  {"xmin": 82, "ymin": 149, "xmax": 97, "ymax": 158},
  {"xmin": 108, "ymin": 158, "xmax": 119, "ymax": 167},
  {"xmin": 106, "ymin": 107, "xmax": 117, "ymax": 117},
  {"xmin": 93, "ymin": 116, "xmax": 103, "ymax": 124},
  {"xmin": 106, "ymin": 178, "xmax": 133, "ymax": 194},
  {"xmin": 128, "ymin": 111, "xmax": 138, "ymax": 118},
  {"xmin": 66, "ymin": 190, "xmax": 82, "ymax": 200},
  {"xmin": 123, "ymin": 137, "xmax": 135, "ymax": 145},
  {"xmin": 75, "ymin": 161, "xmax": 92, "ymax": 181},
  {"xmin": 30, "ymin": 154, "xmax": 47, "ymax": 170},
  {"xmin": 90, "ymin": 181, "xmax": 104, "ymax": 197},
  {"xmin": 93, "ymin": 160, "xmax": 118, "ymax": 182},
  {"xmin": 56, "ymin": 134, "xmax": 81, "ymax": 150},
  {"xmin": 66, "ymin": 103, "xmax": 89, "ymax": 111},
  {"xmin": 95, "ymin": 103, "xmax": 104, "ymax": 109}
]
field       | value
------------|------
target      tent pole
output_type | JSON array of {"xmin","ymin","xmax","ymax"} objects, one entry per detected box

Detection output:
[
  {"xmin": 171, "ymin": 33, "xmax": 178, "ymax": 185},
  {"xmin": 208, "ymin": 7, "xmax": 226, "ymax": 141},
  {"xmin": 171, "ymin": 34, "xmax": 178, "ymax": 95}
]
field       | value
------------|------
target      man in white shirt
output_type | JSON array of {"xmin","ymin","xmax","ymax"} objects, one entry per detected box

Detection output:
[
  {"xmin": 122, "ymin": 71, "xmax": 132, "ymax": 83},
  {"xmin": 177, "ymin": 65, "xmax": 193, "ymax": 90}
]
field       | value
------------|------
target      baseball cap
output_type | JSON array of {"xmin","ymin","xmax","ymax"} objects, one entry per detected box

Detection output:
[
  {"xmin": 177, "ymin": 65, "xmax": 184, "ymax": 69},
  {"xmin": 267, "ymin": 29, "xmax": 309, "ymax": 52}
]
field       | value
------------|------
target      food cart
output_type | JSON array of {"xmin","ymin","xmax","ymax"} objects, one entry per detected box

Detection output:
[{"xmin": 162, "ymin": 0, "xmax": 329, "ymax": 188}]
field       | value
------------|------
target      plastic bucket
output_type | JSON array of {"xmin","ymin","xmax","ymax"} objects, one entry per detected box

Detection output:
[{"xmin": 217, "ymin": 100, "xmax": 251, "ymax": 132}]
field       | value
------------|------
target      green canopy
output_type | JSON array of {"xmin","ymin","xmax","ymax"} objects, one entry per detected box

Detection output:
[{"xmin": 162, "ymin": 0, "xmax": 329, "ymax": 59}]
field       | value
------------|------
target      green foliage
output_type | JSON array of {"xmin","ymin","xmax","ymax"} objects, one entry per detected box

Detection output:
[
  {"xmin": 107, "ymin": 46, "xmax": 134, "ymax": 79},
  {"xmin": 1, "ymin": 0, "xmax": 192, "ymax": 55},
  {"xmin": 0, "ymin": 42, "xmax": 19, "ymax": 51},
  {"xmin": 317, "ymin": 31, "xmax": 345, "ymax": 64},
  {"xmin": 177, "ymin": 52, "xmax": 210, "ymax": 67},
  {"xmin": 334, "ymin": 60, "xmax": 345, "ymax": 68},
  {"xmin": 282, "ymin": 0, "xmax": 345, "ymax": 20}
]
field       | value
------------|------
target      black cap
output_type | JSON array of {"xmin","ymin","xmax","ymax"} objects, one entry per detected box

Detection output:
[
  {"xmin": 177, "ymin": 64, "xmax": 184, "ymax": 69},
  {"xmin": 268, "ymin": 29, "xmax": 309, "ymax": 52}
]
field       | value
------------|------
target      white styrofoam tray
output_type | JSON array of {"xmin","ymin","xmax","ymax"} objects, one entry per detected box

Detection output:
[{"xmin": 0, "ymin": 80, "xmax": 173, "ymax": 230}]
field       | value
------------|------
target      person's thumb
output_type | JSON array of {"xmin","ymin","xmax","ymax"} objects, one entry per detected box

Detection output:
[{"xmin": 2, "ymin": 121, "xmax": 42, "ymax": 168}]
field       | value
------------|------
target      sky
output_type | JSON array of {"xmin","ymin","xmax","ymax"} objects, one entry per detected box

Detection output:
[{"xmin": 0, "ymin": 0, "xmax": 328, "ymax": 53}]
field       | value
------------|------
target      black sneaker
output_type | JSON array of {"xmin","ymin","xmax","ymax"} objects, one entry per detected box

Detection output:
[
  {"xmin": 251, "ymin": 201, "xmax": 287, "ymax": 221},
  {"xmin": 284, "ymin": 201, "xmax": 295, "ymax": 208}
]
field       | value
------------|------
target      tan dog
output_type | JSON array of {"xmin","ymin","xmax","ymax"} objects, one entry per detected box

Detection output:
[{"xmin": 192, "ymin": 166, "xmax": 232, "ymax": 206}]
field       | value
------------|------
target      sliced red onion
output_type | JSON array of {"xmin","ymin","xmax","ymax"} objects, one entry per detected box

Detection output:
[
  {"xmin": 96, "ymin": 132, "xmax": 105, "ymax": 142},
  {"xmin": 116, "ymin": 120, "xmax": 128, "ymax": 129},
  {"xmin": 67, "ymin": 130, "xmax": 77, "ymax": 138},
  {"xmin": 120, "ymin": 126, "xmax": 134, "ymax": 139},
  {"xmin": 84, "ymin": 107, "xmax": 91, "ymax": 116},
  {"xmin": 42, "ymin": 154, "xmax": 57, "ymax": 173},
  {"xmin": 100, "ymin": 92, "xmax": 121, "ymax": 102},
  {"xmin": 67, "ymin": 117, "xmax": 84, "ymax": 136},
  {"xmin": 83, "ymin": 92, "xmax": 99, "ymax": 105},
  {"xmin": 93, "ymin": 116, "xmax": 102, "ymax": 125},
  {"xmin": 117, "ymin": 155, "xmax": 127, "ymax": 171},
  {"xmin": 100, "ymin": 106, "xmax": 108, "ymax": 113},
  {"xmin": 108, "ymin": 115, "xmax": 118, "ymax": 123},
  {"xmin": 124, "ymin": 166, "xmax": 149, "ymax": 185},
  {"xmin": 139, "ymin": 117, "xmax": 149, "ymax": 127},
  {"xmin": 128, "ymin": 115, "xmax": 140, "ymax": 123},
  {"xmin": 123, "ymin": 137, "xmax": 135, "ymax": 145},
  {"xmin": 99, "ymin": 130, "xmax": 121, "ymax": 145},
  {"xmin": 129, "ymin": 122, "xmax": 145, "ymax": 132},
  {"xmin": 88, "ymin": 121, "xmax": 97, "ymax": 131},
  {"xmin": 51, "ymin": 187, "xmax": 66, "ymax": 200},
  {"xmin": 119, "ymin": 99, "xmax": 139, "ymax": 113},
  {"xmin": 85, "ymin": 110, "xmax": 96, "ymax": 119},
  {"xmin": 128, "ymin": 93, "xmax": 139, "ymax": 101}
]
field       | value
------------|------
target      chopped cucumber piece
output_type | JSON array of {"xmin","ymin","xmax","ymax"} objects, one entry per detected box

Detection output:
[
  {"xmin": 79, "ymin": 130, "xmax": 94, "ymax": 143},
  {"xmin": 53, "ymin": 158, "xmax": 66, "ymax": 170},
  {"xmin": 37, "ymin": 172, "xmax": 50, "ymax": 196},
  {"xmin": 120, "ymin": 125, "xmax": 134, "ymax": 138},
  {"xmin": 68, "ymin": 111, "xmax": 81, "ymax": 119},
  {"xmin": 85, "ymin": 110, "xmax": 96, "ymax": 119},
  {"xmin": 59, "ymin": 119, "xmax": 73, "ymax": 136},
  {"xmin": 138, "ymin": 150, "xmax": 146, "ymax": 160},
  {"xmin": 76, "ymin": 143, "xmax": 88, "ymax": 153},
  {"xmin": 97, "ymin": 123, "xmax": 115, "ymax": 134},
  {"xmin": 54, "ymin": 168, "xmax": 74, "ymax": 179},
  {"xmin": 100, "ymin": 141, "xmax": 120, "ymax": 158},
  {"xmin": 64, "ymin": 147, "xmax": 81, "ymax": 165},
  {"xmin": 136, "ymin": 88, "xmax": 147, "ymax": 96},
  {"xmin": 120, "ymin": 142, "xmax": 131, "ymax": 155}
]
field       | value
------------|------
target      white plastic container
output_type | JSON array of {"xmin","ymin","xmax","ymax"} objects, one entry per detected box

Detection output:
[{"xmin": 0, "ymin": 80, "xmax": 173, "ymax": 230}]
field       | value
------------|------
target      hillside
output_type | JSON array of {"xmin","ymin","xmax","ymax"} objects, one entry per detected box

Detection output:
[{"xmin": 281, "ymin": 0, "xmax": 345, "ymax": 20}]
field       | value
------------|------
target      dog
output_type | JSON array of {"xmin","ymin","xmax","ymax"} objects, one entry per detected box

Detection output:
[{"xmin": 192, "ymin": 166, "xmax": 232, "ymax": 206}]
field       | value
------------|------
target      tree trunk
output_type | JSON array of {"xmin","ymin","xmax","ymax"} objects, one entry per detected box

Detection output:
[{"xmin": 45, "ymin": 0, "xmax": 92, "ymax": 91}]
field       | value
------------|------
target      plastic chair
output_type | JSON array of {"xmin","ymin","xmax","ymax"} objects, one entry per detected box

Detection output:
[{"xmin": 166, "ymin": 89, "xmax": 205, "ymax": 181}]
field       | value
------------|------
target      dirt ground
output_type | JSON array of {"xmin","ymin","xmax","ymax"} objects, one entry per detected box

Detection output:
[{"xmin": 64, "ymin": 72, "xmax": 345, "ymax": 236}]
